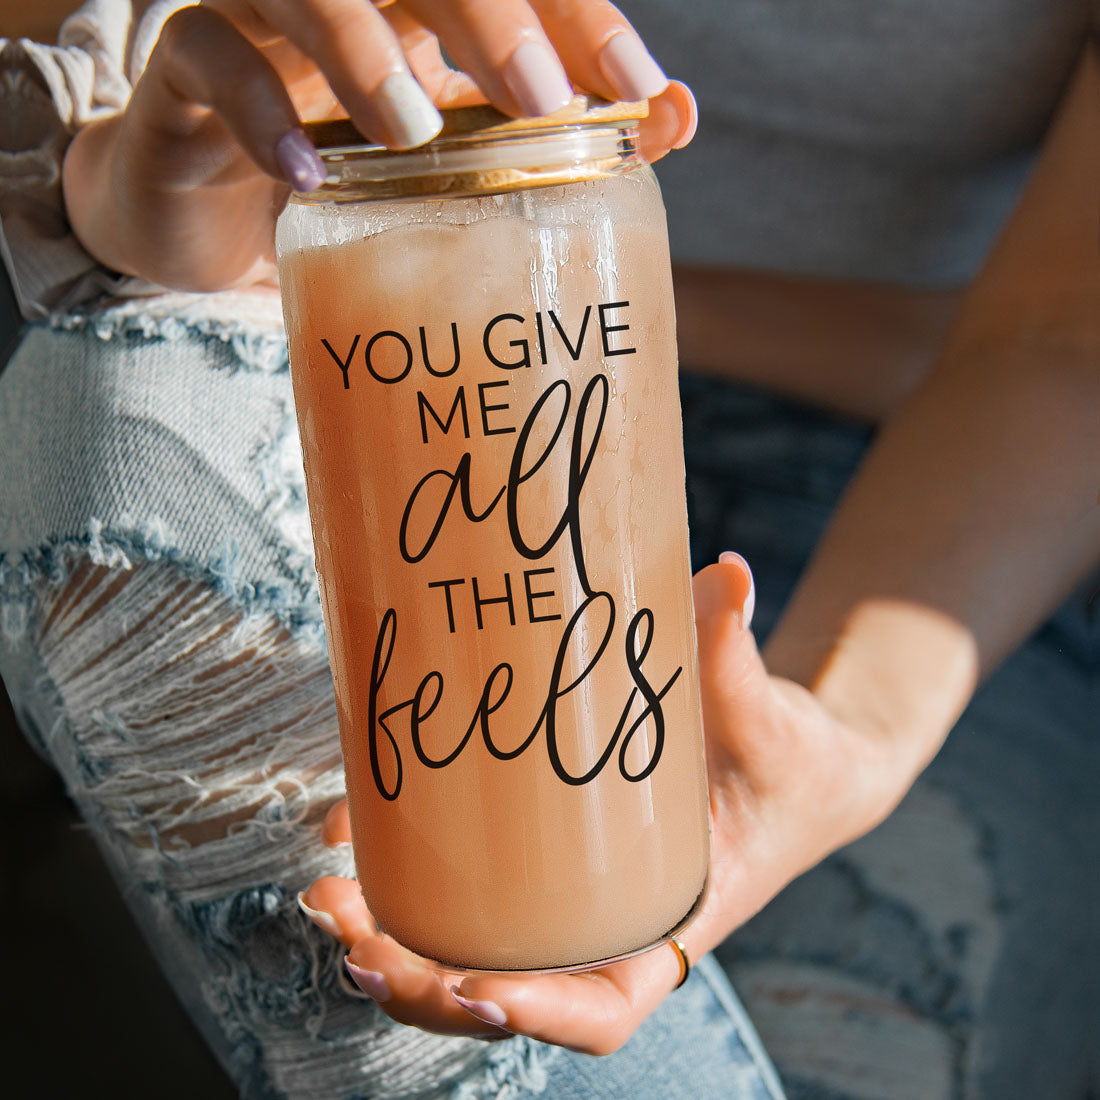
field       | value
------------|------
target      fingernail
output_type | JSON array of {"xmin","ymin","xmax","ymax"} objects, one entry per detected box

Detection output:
[
  {"xmin": 375, "ymin": 70, "xmax": 443, "ymax": 149},
  {"xmin": 598, "ymin": 32, "xmax": 668, "ymax": 102},
  {"xmin": 297, "ymin": 892, "xmax": 341, "ymax": 939},
  {"xmin": 503, "ymin": 40, "xmax": 574, "ymax": 118},
  {"xmin": 275, "ymin": 128, "xmax": 326, "ymax": 192},
  {"xmin": 450, "ymin": 987, "xmax": 509, "ymax": 1029},
  {"xmin": 671, "ymin": 83, "xmax": 698, "ymax": 148},
  {"xmin": 336, "ymin": 959, "xmax": 375, "ymax": 1000},
  {"xmin": 718, "ymin": 551, "xmax": 755, "ymax": 629},
  {"xmin": 345, "ymin": 959, "xmax": 391, "ymax": 1001}
]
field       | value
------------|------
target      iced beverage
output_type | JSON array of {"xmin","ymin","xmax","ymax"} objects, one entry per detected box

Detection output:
[{"xmin": 278, "ymin": 148, "xmax": 709, "ymax": 971}]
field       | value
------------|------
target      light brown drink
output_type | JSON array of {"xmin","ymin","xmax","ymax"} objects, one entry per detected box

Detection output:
[{"xmin": 279, "ymin": 161, "xmax": 709, "ymax": 971}]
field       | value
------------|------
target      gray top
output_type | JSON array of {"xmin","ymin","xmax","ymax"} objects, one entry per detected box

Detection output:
[{"xmin": 627, "ymin": 0, "xmax": 1091, "ymax": 286}]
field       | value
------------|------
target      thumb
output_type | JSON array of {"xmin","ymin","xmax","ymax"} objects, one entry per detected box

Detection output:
[{"xmin": 692, "ymin": 553, "xmax": 772, "ymax": 756}]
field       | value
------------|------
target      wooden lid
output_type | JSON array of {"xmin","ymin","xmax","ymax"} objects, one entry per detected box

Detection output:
[{"xmin": 305, "ymin": 95, "xmax": 647, "ymax": 150}]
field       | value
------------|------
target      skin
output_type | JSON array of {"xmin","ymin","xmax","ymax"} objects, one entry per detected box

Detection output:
[{"xmin": 27, "ymin": 0, "xmax": 1100, "ymax": 1059}]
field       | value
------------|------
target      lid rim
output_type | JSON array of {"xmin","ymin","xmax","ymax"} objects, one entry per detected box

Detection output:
[{"xmin": 305, "ymin": 95, "xmax": 648, "ymax": 151}]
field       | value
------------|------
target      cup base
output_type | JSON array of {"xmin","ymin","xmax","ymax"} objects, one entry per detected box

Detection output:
[{"xmin": 377, "ymin": 877, "xmax": 708, "ymax": 977}]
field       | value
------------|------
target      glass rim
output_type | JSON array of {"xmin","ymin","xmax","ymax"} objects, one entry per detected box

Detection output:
[{"xmin": 291, "ymin": 120, "xmax": 644, "ymax": 202}]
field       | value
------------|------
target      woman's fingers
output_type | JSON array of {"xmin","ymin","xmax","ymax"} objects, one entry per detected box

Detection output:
[
  {"xmin": 451, "ymin": 942, "xmax": 682, "ymax": 1054},
  {"xmin": 346, "ymin": 931, "xmax": 514, "ymax": 1038},
  {"xmin": 403, "ymin": 0, "xmax": 671, "ymax": 113},
  {"xmin": 321, "ymin": 798, "xmax": 353, "ymax": 846},
  {"xmin": 345, "ymin": 928, "xmax": 681, "ymax": 1049},
  {"xmin": 693, "ymin": 555, "xmax": 773, "ymax": 762},
  {"xmin": 529, "ymin": 0, "xmax": 667, "ymax": 103},
  {"xmin": 177, "ymin": 0, "xmax": 689, "ymax": 168},
  {"xmin": 300, "ymin": 875, "xmax": 375, "ymax": 947},
  {"xmin": 298, "ymin": 872, "xmax": 504, "ymax": 1035},
  {"xmin": 300, "ymin": 865, "xmax": 684, "ymax": 1049},
  {"xmin": 400, "ymin": 0, "xmax": 573, "ymax": 117},
  {"xmin": 638, "ymin": 80, "xmax": 698, "ymax": 162},
  {"xmin": 380, "ymin": 4, "xmax": 488, "ymax": 109},
  {"xmin": 400, "ymin": 0, "xmax": 693, "ymax": 157},
  {"xmin": 246, "ymin": 0, "xmax": 443, "ymax": 147},
  {"xmin": 143, "ymin": 5, "xmax": 325, "ymax": 188}
]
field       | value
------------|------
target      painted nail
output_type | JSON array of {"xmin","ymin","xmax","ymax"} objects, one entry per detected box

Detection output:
[
  {"xmin": 345, "ymin": 959, "xmax": 391, "ymax": 1001},
  {"xmin": 336, "ymin": 959, "xmax": 375, "ymax": 1000},
  {"xmin": 598, "ymin": 32, "xmax": 668, "ymax": 102},
  {"xmin": 718, "ymin": 551, "xmax": 755, "ymax": 629},
  {"xmin": 450, "ymin": 987, "xmax": 509, "ymax": 1029},
  {"xmin": 297, "ymin": 892, "xmax": 342, "ymax": 940},
  {"xmin": 375, "ymin": 70, "xmax": 443, "ymax": 149},
  {"xmin": 503, "ymin": 40, "xmax": 574, "ymax": 118},
  {"xmin": 671, "ymin": 82, "xmax": 698, "ymax": 148},
  {"xmin": 274, "ymin": 128, "xmax": 326, "ymax": 192}
]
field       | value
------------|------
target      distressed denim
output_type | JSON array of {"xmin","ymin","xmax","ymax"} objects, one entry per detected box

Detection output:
[{"xmin": 0, "ymin": 313, "xmax": 785, "ymax": 1100}]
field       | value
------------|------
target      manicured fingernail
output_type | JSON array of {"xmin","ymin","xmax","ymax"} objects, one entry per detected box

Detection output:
[
  {"xmin": 718, "ymin": 551, "xmax": 755, "ymax": 629},
  {"xmin": 336, "ymin": 959, "xmax": 374, "ymax": 1000},
  {"xmin": 345, "ymin": 959, "xmax": 391, "ymax": 1001},
  {"xmin": 450, "ymin": 987, "xmax": 509, "ymax": 1029},
  {"xmin": 671, "ymin": 83, "xmax": 698, "ymax": 148},
  {"xmin": 375, "ymin": 70, "xmax": 443, "ymax": 149},
  {"xmin": 297, "ymin": 891, "xmax": 341, "ymax": 939},
  {"xmin": 599, "ymin": 32, "xmax": 668, "ymax": 101},
  {"xmin": 503, "ymin": 40, "xmax": 574, "ymax": 117},
  {"xmin": 275, "ymin": 128, "xmax": 326, "ymax": 192}
]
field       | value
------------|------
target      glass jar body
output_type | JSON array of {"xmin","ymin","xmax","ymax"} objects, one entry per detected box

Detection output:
[{"xmin": 277, "ymin": 150, "xmax": 709, "ymax": 972}]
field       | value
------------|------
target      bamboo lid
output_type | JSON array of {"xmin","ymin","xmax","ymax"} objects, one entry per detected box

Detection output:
[{"xmin": 305, "ymin": 95, "xmax": 648, "ymax": 151}]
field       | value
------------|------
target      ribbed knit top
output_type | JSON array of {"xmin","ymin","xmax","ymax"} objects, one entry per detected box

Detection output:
[{"xmin": 629, "ymin": 0, "xmax": 1091, "ymax": 286}]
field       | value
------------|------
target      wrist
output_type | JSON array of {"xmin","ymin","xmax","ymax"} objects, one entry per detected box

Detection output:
[{"xmin": 792, "ymin": 598, "xmax": 979, "ymax": 803}]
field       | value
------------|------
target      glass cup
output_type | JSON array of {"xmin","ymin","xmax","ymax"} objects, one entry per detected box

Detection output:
[{"xmin": 277, "ymin": 100, "xmax": 709, "ymax": 972}]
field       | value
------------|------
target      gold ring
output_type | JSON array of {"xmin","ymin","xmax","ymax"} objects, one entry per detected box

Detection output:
[{"xmin": 669, "ymin": 937, "xmax": 691, "ymax": 990}]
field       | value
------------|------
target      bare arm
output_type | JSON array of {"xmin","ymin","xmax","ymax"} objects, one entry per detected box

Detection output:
[{"xmin": 765, "ymin": 42, "xmax": 1100, "ymax": 791}]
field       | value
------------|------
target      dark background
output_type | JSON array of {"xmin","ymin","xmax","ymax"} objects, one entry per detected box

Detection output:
[{"xmin": 0, "ymin": 684, "xmax": 237, "ymax": 1098}]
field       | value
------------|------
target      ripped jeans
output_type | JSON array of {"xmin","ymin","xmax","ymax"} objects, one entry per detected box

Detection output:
[
  {"xmin": 0, "ymin": 315, "xmax": 783, "ymax": 1100},
  {"xmin": 1, "ymin": 315, "xmax": 1095, "ymax": 1099}
]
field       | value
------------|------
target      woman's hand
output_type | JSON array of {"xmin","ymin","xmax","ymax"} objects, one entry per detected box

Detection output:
[
  {"xmin": 300, "ymin": 553, "xmax": 902, "ymax": 1054},
  {"xmin": 63, "ymin": 0, "xmax": 696, "ymax": 291}
]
